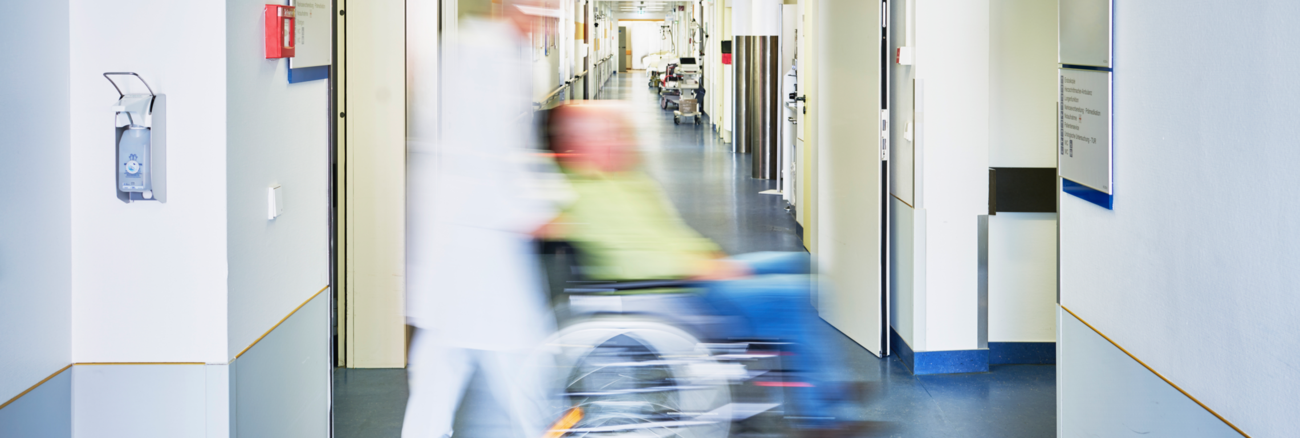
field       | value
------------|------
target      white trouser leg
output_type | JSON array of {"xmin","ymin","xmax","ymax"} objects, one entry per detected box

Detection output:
[
  {"xmin": 402, "ymin": 330, "xmax": 475, "ymax": 438},
  {"xmin": 478, "ymin": 350, "xmax": 554, "ymax": 438}
]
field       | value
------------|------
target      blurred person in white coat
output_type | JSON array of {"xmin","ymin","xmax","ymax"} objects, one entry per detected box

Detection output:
[{"xmin": 403, "ymin": 1, "xmax": 566, "ymax": 437}]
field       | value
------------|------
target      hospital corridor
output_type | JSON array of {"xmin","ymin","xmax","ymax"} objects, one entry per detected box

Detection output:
[{"xmin": 2, "ymin": 1, "xmax": 1296, "ymax": 438}]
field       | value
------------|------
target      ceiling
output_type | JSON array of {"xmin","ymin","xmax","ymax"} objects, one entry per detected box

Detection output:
[{"xmin": 598, "ymin": 1, "xmax": 688, "ymax": 13}]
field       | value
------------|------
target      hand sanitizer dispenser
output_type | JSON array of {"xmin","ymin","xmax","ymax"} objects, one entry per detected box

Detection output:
[{"xmin": 105, "ymin": 72, "xmax": 166, "ymax": 203}]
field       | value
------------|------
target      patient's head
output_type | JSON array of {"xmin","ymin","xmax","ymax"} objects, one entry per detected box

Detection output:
[{"xmin": 544, "ymin": 102, "xmax": 638, "ymax": 173}]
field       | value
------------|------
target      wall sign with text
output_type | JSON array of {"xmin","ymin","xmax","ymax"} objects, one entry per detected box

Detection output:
[
  {"xmin": 1058, "ymin": 68, "xmax": 1111, "ymax": 195},
  {"xmin": 1058, "ymin": 0, "xmax": 1113, "ymax": 208},
  {"xmin": 289, "ymin": 0, "xmax": 331, "ymax": 69}
]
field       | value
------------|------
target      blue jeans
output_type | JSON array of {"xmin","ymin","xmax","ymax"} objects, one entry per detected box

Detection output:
[{"xmin": 698, "ymin": 252, "xmax": 849, "ymax": 426}]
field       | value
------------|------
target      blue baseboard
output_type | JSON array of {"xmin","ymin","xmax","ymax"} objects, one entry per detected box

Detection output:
[
  {"xmin": 989, "ymin": 342, "xmax": 1056, "ymax": 365},
  {"xmin": 891, "ymin": 327, "xmax": 990, "ymax": 375},
  {"xmin": 914, "ymin": 349, "xmax": 990, "ymax": 375},
  {"xmin": 890, "ymin": 328, "xmax": 914, "ymax": 372}
]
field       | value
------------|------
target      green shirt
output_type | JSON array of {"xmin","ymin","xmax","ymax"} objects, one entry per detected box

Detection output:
[{"xmin": 561, "ymin": 170, "xmax": 721, "ymax": 280}]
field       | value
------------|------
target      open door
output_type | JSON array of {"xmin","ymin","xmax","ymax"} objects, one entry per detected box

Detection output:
[
  {"xmin": 335, "ymin": 0, "xmax": 408, "ymax": 369},
  {"xmin": 624, "ymin": 25, "xmax": 634, "ymax": 71},
  {"xmin": 811, "ymin": 0, "xmax": 887, "ymax": 357}
]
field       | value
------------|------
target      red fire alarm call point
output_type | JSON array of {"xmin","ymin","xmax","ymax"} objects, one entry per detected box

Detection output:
[{"xmin": 265, "ymin": 5, "xmax": 296, "ymax": 59}]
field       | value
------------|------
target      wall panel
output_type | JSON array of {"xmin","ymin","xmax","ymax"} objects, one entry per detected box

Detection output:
[
  {"xmin": 1059, "ymin": 1, "xmax": 1300, "ymax": 435},
  {"xmin": 1058, "ymin": 309, "xmax": 1238, "ymax": 437},
  {"xmin": 72, "ymin": 365, "xmax": 207, "ymax": 438},
  {"xmin": 0, "ymin": 0, "xmax": 73, "ymax": 407},
  {"xmin": 0, "ymin": 369, "xmax": 71, "ymax": 438},
  {"xmin": 234, "ymin": 292, "xmax": 330, "ymax": 437}
]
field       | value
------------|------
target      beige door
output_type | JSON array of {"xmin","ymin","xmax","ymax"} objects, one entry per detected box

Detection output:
[
  {"xmin": 336, "ymin": 0, "xmax": 408, "ymax": 368},
  {"xmin": 812, "ymin": 0, "xmax": 885, "ymax": 356}
]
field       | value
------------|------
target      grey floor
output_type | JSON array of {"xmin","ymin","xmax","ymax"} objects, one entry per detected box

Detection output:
[{"xmin": 333, "ymin": 71, "xmax": 1056, "ymax": 438}]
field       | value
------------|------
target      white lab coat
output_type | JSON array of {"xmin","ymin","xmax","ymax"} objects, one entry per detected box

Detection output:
[
  {"xmin": 406, "ymin": 18, "xmax": 558, "ymax": 351},
  {"xmin": 404, "ymin": 18, "xmax": 563, "ymax": 438}
]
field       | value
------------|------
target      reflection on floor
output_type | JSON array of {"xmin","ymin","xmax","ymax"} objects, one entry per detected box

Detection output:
[{"xmin": 332, "ymin": 71, "xmax": 1056, "ymax": 438}]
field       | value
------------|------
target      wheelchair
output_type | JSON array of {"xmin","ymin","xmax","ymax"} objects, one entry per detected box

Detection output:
[{"xmin": 534, "ymin": 242, "xmax": 797, "ymax": 438}]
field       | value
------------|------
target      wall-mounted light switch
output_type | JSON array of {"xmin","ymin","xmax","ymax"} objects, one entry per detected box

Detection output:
[
  {"xmin": 896, "ymin": 47, "xmax": 914, "ymax": 65},
  {"xmin": 268, "ymin": 184, "xmax": 283, "ymax": 220}
]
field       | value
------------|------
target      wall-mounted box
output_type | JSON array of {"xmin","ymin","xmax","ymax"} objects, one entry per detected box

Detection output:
[
  {"xmin": 265, "ymin": 5, "xmax": 296, "ymax": 59},
  {"xmin": 105, "ymin": 73, "xmax": 166, "ymax": 204}
]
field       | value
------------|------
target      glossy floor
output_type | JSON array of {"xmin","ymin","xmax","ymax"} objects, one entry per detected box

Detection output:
[{"xmin": 332, "ymin": 71, "xmax": 1057, "ymax": 438}]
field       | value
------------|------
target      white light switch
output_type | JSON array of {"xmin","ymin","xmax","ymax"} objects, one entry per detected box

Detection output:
[
  {"xmin": 896, "ymin": 47, "xmax": 914, "ymax": 65},
  {"xmin": 268, "ymin": 185, "xmax": 283, "ymax": 220}
]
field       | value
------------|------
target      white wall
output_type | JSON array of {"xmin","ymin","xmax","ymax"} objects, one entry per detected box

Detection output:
[
  {"xmin": 988, "ymin": 0, "xmax": 1057, "ymax": 168},
  {"xmin": 534, "ymin": 18, "xmax": 565, "ymax": 102},
  {"xmin": 624, "ymin": 21, "xmax": 666, "ymax": 70},
  {"xmin": 1060, "ymin": 1, "xmax": 1300, "ymax": 435},
  {"xmin": 3, "ymin": 0, "xmax": 330, "ymax": 433},
  {"xmin": 574, "ymin": 0, "xmax": 586, "ymax": 85},
  {"xmin": 560, "ymin": 0, "xmax": 574, "ymax": 83},
  {"xmin": 225, "ymin": 0, "xmax": 331, "ymax": 360},
  {"xmin": 888, "ymin": 198, "xmax": 918, "ymax": 344},
  {"xmin": 986, "ymin": 0, "xmax": 1058, "ymax": 343},
  {"xmin": 909, "ymin": 0, "xmax": 989, "ymax": 352},
  {"xmin": 70, "ymin": 0, "xmax": 228, "ymax": 364},
  {"xmin": 887, "ymin": 0, "xmax": 919, "ymax": 347},
  {"xmin": 891, "ymin": 0, "xmax": 1055, "ymax": 351},
  {"xmin": 988, "ymin": 213, "xmax": 1055, "ymax": 342},
  {"xmin": 0, "ymin": 0, "xmax": 72, "ymax": 405},
  {"xmin": 780, "ymin": 4, "xmax": 796, "ymax": 80},
  {"xmin": 721, "ymin": 6, "xmax": 733, "ymax": 142}
]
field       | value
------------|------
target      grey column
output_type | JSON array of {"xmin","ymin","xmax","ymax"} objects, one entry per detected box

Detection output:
[
  {"xmin": 733, "ymin": 36, "xmax": 752, "ymax": 153},
  {"xmin": 747, "ymin": 36, "xmax": 760, "ymax": 162},
  {"xmin": 752, "ymin": 35, "xmax": 780, "ymax": 179}
]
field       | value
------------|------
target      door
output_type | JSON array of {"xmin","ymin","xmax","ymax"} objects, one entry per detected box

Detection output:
[
  {"xmin": 796, "ymin": 0, "xmax": 813, "ymax": 242},
  {"xmin": 813, "ymin": 0, "xmax": 886, "ymax": 357},
  {"xmin": 583, "ymin": 4, "xmax": 590, "ymax": 98},
  {"xmin": 618, "ymin": 26, "xmax": 629, "ymax": 72},
  {"xmin": 335, "ymin": 0, "xmax": 408, "ymax": 368}
]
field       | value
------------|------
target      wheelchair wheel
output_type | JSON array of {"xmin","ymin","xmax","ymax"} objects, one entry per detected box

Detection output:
[{"xmin": 539, "ymin": 318, "xmax": 732, "ymax": 438}]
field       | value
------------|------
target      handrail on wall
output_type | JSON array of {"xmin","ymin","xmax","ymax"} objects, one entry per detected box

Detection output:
[
  {"xmin": 539, "ymin": 54, "xmax": 617, "ymax": 106},
  {"xmin": 535, "ymin": 81, "xmax": 570, "ymax": 110},
  {"xmin": 541, "ymin": 83, "xmax": 568, "ymax": 102}
]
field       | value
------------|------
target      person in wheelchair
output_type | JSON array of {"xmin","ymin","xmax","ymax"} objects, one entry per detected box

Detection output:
[{"xmin": 538, "ymin": 102, "xmax": 863, "ymax": 436}]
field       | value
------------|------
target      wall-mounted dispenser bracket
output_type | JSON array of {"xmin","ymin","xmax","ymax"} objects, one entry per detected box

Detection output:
[{"xmin": 105, "ymin": 72, "xmax": 166, "ymax": 204}]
